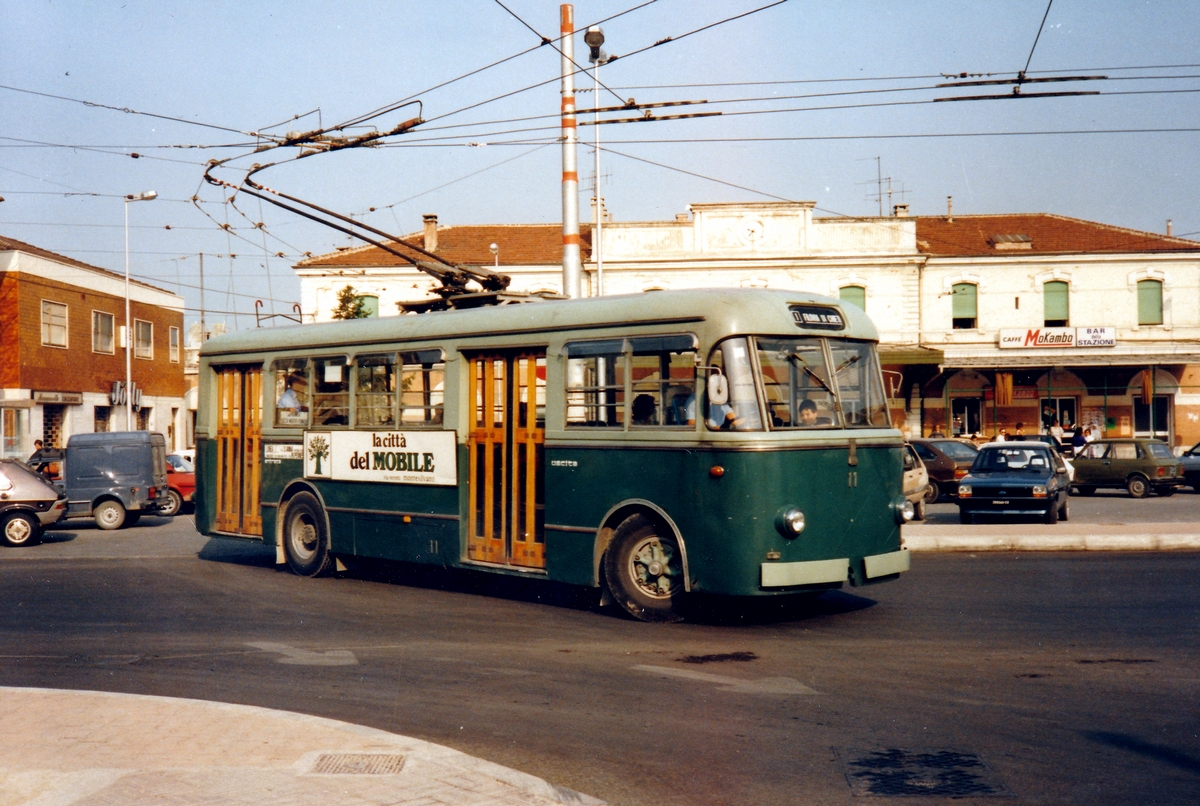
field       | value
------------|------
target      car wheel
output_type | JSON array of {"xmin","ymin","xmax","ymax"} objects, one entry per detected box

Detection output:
[
  {"xmin": 161, "ymin": 489, "xmax": 183, "ymax": 517},
  {"xmin": 958, "ymin": 509, "xmax": 972, "ymax": 525},
  {"xmin": 1126, "ymin": 475, "xmax": 1150, "ymax": 499},
  {"xmin": 1043, "ymin": 501, "xmax": 1059, "ymax": 525},
  {"xmin": 923, "ymin": 480, "xmax": 940, "ymax": 504},
  {"xmin": 1, "ymin": 512, "xmax": 42, "ymax": 548},
  {"xmin": 282, "ymin": 492, "xmax": 334, "ymax": 577},
  {"xmin": 603, "ymin": 513, "xmax": 686, "ymax": 623},
  {"xmin": 1156, "ymin": 486, "xmax": 1176, "ymax": 498},
  {"xmin": 913, "ymin": 499, "xmax": 926, "ymax": 522},
  {"xmin": 94, "ymin": 500, "xmax": 127, "ymax": 530},
  {"xmin": 1059, "ymin": 496, "xmax": 1069, "ymax": 522}
]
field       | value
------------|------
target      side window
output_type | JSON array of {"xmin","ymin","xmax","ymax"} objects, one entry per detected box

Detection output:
[
  {"xmin": 312, "ymin": 357, "xmax": 350, "ymax": 426},
  {"xmin": 708, "ymin": 338, "xmax": 763, "ymax": 431},
  {"xmin": 629, "ymin": 336, "xmax": 696, "ymax": 428},
  {"xmin": 42, "ymin": 300, "xmax": 68, "ymax": 348},
  {"xmin": 903, "ymin": 447, "xmax": 916, "ymax": 470},
  {"xmin": 399, "ymin": 350, "xmax": 445, "ymax": 426},
  {"xmin": 913, "ymin": 443, "xmax": 936, "ymax": 462},
  {"xmin": 1113, "ymin": 443, "xmax": 1138, "ymax": 460},
  {"xmin": 566, "ymin": 340, "xmax": 625, "ymax": 428},
  {"xmin": 355, "ymin": 354, "xmax": 396, "ymax": 427},
  {"xmin": 273, "ymin": 358, "xmax": 309, "ymax": 428},
  {"xmin": 1079, "ymin": 442, "xmax": 1108, "ymax": 460}
]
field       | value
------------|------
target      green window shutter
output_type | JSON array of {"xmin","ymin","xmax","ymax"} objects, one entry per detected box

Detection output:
[
  {"xmin": 839, "ymin": 285, "xmax": 866, "ymax": 310},
  {"xmin": 951, "ymin": 283, "xmax": 977, "ymax": 318},
  {"xmin": 358, "ymin": 295, "xmax": 379, "ymax": 318},
  {"xmin": 1043, "ymin": 281, "xmax": 1069, "ymax": 323},
  {"xmin": 1137, "ymin": 280, "xmax": 1162, "ymax": 325}
]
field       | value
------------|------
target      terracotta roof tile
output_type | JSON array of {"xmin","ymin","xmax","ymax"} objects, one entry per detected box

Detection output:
[
  {"xmin": 297, "ymin": 224, "xmax": 593, "ymax": 269},
  {"xmin": 914, "ymin": 213, "xmax": 1198, "ymax": 256}
]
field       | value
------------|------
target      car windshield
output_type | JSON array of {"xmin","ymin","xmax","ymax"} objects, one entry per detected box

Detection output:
[
  {"xmin": 930, "ymin": 440, "xmax": 979, "ymax": 461},
  {"xmin": 1145, "ymin": 442, "xmax": 1174, "ymax": 459},
  {"xmin": 973, "ymin": 446, "xmax": 1052, "ymax": 473}
]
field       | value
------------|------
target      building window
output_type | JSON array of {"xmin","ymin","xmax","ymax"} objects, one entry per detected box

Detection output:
[
  {"xmin": 92, "ymin": 311, "xmax": 115, "ymax": 354},
  {"xmin": 134, "ymin": 320, "xmax": 153, "ymax": 359},
  {"xmin": 94, "ymin": 406, "xmax": 111, "ymax": 433},
  {"xmin": 839, "ymin": 285, "xmax": 866, "ymax": 311},
  {"xmin": 951, "ymin": 283, "xmax": 977, "ymax": 329},
  {"xmin": 41, "ymin": 300, "xmax": 68, "ymax": 347},
  {"xmin": 1043, "ymin": 281, "xmax": 1069, "ymax": 327},
  {"xmin": 1137, "ymin": 279, "xmax": 1163, "ymax": 325},
  {"xmin": 358, "ymin": 295, "xmax": 379, "ymax": 318},
  {"xmin": 169, "ymin": 326, "xmax": 180, "ymax": 363}
]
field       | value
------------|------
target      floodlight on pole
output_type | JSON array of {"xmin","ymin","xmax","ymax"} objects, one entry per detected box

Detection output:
[
  {"xmin": 585, "ymin": 26, "xmax": 607, "ymax": 296},
  {"xmin": 489, "ymin": 243, "xmax": 499, "ymax": 270},
  {"xmin": 124, "ymin": 190, "xmax": 157, "ymax": 431}
]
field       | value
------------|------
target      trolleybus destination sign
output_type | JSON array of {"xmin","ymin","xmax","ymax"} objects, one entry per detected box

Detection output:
[{"xmin": 303, "ymin": 430, "xmax": 458, "ymax": 486}]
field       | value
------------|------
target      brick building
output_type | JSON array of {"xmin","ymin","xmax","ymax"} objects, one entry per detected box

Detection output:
[
  {"xmin": 0, "ymin": 236, "xmax": 187, "ymax": 458},
  {"xmin": 293, "ymin": 203, "xmax": 1200, "ymax": 450}
]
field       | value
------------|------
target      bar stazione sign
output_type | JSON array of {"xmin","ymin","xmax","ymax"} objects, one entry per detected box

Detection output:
[{"xmin": 999, "ymin": 327, "xmax": 1116, "ymax": 349}]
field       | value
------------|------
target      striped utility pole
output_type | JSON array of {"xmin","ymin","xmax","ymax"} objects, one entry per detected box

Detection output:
[{"xmin": 560, "ymin": 4, "xmax": 582, "ymax": 299}]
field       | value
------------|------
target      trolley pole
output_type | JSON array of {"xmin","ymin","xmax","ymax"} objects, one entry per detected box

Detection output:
[{"xmin": 560, "ymin": 4, "xmax": 582, "ymax": 299}]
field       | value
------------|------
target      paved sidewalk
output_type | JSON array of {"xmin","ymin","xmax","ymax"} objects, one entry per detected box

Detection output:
[
  {"xmin": 904, "ymin": 520, "xmax": 1200, "ymax": 551},
  {"xmin": 0, "ymin": 686, "xmax": 605, "ymax": 805}
]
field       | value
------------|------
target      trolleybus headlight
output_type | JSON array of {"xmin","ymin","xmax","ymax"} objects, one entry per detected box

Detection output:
[
  {"xmin": 893, "ymin": 496, "xmax": 915, "ymax": 524},
  {"xmin": 775, "ymin": 507, "xmax": 806, "ymax": 538}
]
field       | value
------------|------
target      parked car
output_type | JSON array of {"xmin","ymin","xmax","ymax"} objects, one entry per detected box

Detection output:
[
  {"xmin": 910, "ymin": 438, "xmax": 979, "ymax": 502},
  {"xmin": 0, "ymin": 459, "xmax": 67, "ymax": 547},
  {"xmin": 956, "ymin": 441, "xmax": 1072, "ymax": 524},
  {"xmin": 166, "ymin": 453, "xmax": 194, "ymax": 473},
  {"xmin": 1179, "ymin": 442, "xmax": 1200, "ymax": 491},
  {"xmin": 1071, "ymin": 438, "xmax": 1184, "ymax": 498},
  {"xmin": 162, "ymin": 461, "xmax": 196, "ymax": 517},
  {"xmin": 901, "ymin": 443, "xmax": 930, "ymax": 521},
  {"xmin": 56, "ymin": 432, "xmax": 170, "ymax": 528}
]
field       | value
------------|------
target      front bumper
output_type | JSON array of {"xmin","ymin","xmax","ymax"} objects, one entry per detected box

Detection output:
[
  {"xmin": 960, "ymin": 497, "xmax": 1054, "ymax": 516},
  {"xmin": 761, "ymin": 549, "xmax": 910, "ymax": 588}
]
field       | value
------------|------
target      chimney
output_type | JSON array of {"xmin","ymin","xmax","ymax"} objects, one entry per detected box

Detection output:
[
  {"xmin": 893, "ymin": 203, "xmax": 909, "ymax": 217},
  {"xmin": 946, "ymin": 196, "xmax": 953, "ymax": 222},
  {"xmin": 422, "ymin": 214, "xmax": 438, "ymax": 252},
  {"xmin": 1167, "ymin": 219, "xmax": 1173, "ymax": 237}
]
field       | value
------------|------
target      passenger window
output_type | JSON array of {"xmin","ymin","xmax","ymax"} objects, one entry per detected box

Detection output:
[
  {"xmin": 566, "ymin": 340, "xmax": 625, "ymax": 428},
  {"xmin": 355, "ymin": 354, "xmax": 396, "ymax": 427},
  {"xmin": 311, "ymin": 357, "xmax": 350, "ymax": 426},
  {"xmin": 273, "ymin": 358, "xmax": 309, "ymax": 428},
  {"xmin": 1113, "ymin": 443, "xmax": 1138, "ymax": 460},
  {"xmin": 629, "ymin": 336, "xmax": 696, "ymax": 428},
  {"xmin": 399, "ymin": 350, "xmax": 445, "ymax": 426}
]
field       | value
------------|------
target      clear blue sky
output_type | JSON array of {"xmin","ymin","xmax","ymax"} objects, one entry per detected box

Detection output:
[{"xmin": 2, "ymin": 0, "xmax": 1197, "ymax": 332}]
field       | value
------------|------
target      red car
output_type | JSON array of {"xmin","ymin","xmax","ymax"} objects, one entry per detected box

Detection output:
[{"xmin": 162, "ymin": 459, "xmax": 196, "ymax": 517}]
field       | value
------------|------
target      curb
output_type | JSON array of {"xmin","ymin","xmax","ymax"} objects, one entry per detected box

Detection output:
[{"xmin": 904, "ymin": 533, "xmax": 1200, "ymax": 552}]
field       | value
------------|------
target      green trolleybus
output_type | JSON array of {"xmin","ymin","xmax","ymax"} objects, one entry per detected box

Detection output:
[{"xmin": 195, "ymin": 288, "xmax": 911, "ymax": 621}]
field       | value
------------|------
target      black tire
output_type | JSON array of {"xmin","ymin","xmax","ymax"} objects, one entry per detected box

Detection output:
[
  {"xmin": 1126, "ymin": 475, "xmax": 1150, "ymax": 499},
  {"xmin": 912, "ymin": 499, "xmax": 926, "ymax": 522},
  {"xmin": 1156, "ymin": 486, "xmax": 1176, "ymax": 498},
  {"xmin": 1043, "ymin": 501, "xmax": 1059, "ymax": 525},
  {"xmin": 958, "ymin": 508, "xmax": 972, "ymax": 524},
  {"xmin": 1, "ymin": 511, "xmax": 42, "ymax": 548},
  {"xmin": 603, "ymin": 513, "xmax": 686, "ymax": 623},
  {"xmin": 161, "ymin": 489, "xmax": 183, "ymax": 517},
  {"xmin": 282, "ymin": 492, "xmax": 334, "ymax": 577},
  {"xmin": 94, "ymin": 500, "xmax": 126, "ymax": 530},
  {"xmin": 1059, "ymin": 496, "xmax": 1069, "ymax": 522},
  {"xmin": 1074, "ymin": 485, "xmax": 1096, "ymax": 496},
  {"xmin": 923, "ymin": 480, "xmax": 940, "ymax": 504}
]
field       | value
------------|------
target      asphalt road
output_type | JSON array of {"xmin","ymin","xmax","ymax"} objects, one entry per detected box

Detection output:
[{"xmin": 1, "ymin": 513, "xmax": 1197, "ymax": 806}]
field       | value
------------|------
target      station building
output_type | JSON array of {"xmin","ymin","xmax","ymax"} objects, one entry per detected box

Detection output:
[
  {"xmin": 293, "ymin": 203, "xmax": 1200, "ymax": 450},
  {"xmin": 0, "ymin": 236, "xmax": 188, "ymax": 458}
]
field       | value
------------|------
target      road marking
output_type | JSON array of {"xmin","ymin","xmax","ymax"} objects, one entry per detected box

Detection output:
[
  {"xmin": 246, "ymin": 641, "xmax": 357, "ymax": 666},
  {"xmin": 633, "ymin": 664, "xmax": 817, "ymax": 695}
]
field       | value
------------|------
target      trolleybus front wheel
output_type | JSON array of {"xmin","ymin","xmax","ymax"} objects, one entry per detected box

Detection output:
[
  {"xmin": 603, "ymin": 513, "xmax": 685, "ymax": 623},
  {"xmin": 283, "ymin": 492, "xmax": 334, "ymax": 577}
]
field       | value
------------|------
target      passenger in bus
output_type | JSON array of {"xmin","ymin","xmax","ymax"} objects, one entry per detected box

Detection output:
[
  {"xmin": 632, "ymin": 394, "xmax": 657, "ymax": 426},
  {"xmin": 683, "ymin": 393, "xmax": 740, "ymax": 430},
  {"xmin": 798, "ymin": 399, "xmax": 819, "ymax": 426},
  {"xmin": 277, "ymin": 378, "xmax": 304, "ymax": 412}
]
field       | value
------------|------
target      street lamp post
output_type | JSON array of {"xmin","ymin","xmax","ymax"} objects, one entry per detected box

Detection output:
[
  {"xmin": 584, "ymin": 26, "xmax": 607, "ymax": 296},
  {"xmin": 489, "ymin": 242, "xmax": 499, "ymax": 270},
  {"xmin": 124, "ymin": 190, "xmax": 157, "ymax": 430}
]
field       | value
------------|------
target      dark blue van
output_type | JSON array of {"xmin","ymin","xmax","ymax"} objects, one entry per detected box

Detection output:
[{"xmin": 59, "ymin": 432, "xmax": 170, "ymax": 529}]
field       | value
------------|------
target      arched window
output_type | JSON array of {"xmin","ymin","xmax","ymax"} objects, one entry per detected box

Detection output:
[
  {"xmin": 839, "ymin": 285, "xmax": 866, "ymax": 311},
  {"xmin": 951, "ymin": 283, "xmax": 977, "ymax": 329},
  {"xmin": 1043, "ymin": 281, "xmax": 1069, "ymax": 327},
  {"xmin": 1137, "ymin": 279, "xmax": 1163, "ymax": 325},
  {"xmin": 357, "ymin": 294, "xmax": 379, "ymax": 318}
]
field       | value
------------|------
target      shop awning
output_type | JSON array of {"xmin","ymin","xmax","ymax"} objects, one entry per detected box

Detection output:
[{"xmin": 879, "ymin": 345, "xmax": 944, "ymax": 365}]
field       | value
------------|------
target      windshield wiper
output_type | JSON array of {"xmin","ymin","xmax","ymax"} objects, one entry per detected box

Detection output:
[{"xmin": 782, "ymin": 352, "xmax": 834, "ymax": 395}]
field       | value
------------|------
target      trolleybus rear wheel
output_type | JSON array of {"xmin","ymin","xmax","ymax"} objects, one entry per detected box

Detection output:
[
  {"xmin": 1, "ymin": 512, "xmax": 41, "ymax": 547},
  {"xmin": 283, "ymin": 492, "xmax": 334, "ymax": 577},
  {"xmin": 603, "ymin": 513, "xmax": 685, "ymax": 623}
]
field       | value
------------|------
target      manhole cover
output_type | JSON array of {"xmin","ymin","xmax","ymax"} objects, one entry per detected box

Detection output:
[
  {"xmin": 836, "ymin": 748, "xmax": 1012, "ymax": 797},
  {"xmin": 310, "ymin": 753, "xmax": 406, "ymax": 775}
]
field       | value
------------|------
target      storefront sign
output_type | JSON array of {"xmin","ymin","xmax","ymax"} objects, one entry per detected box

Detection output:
[
  {"xmin": 304, "ymin": 430, "xmax": 457, "ymax": 486},
  {"xmin": 984, "ymin": 387, "xmax": 1039, "ymax": 401},
  {"xmin": 263, "ymin": 443, "xmax": 304, "ymax": 463},
  {"xmin": 32, "ymin": 391, "xmax": 83, "ymax": 405},
  {"xmin": 999, "ymin": 326, "xmax": 1117, "ymax": 349}
]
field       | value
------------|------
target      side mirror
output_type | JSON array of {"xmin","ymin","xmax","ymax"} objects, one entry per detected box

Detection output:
[{"xmin": 707, "ymin": 372, "xmax": 729, "ymax": 406}]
